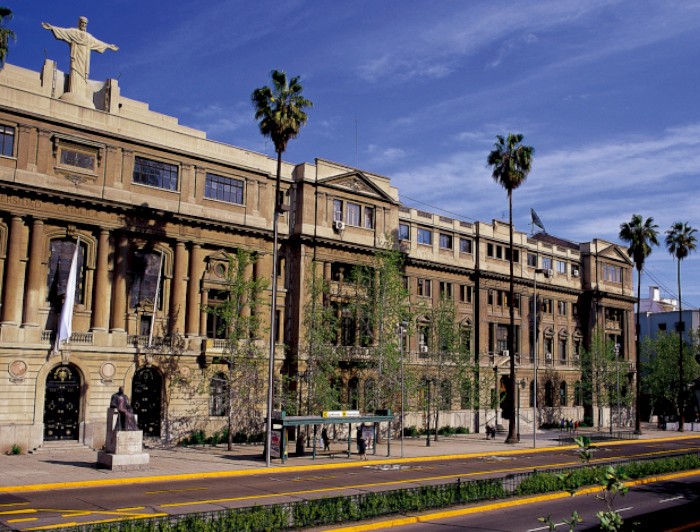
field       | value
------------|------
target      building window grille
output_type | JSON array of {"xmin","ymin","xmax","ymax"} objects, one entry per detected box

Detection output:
[
  {"xmin": 205, "ymin": 173, "xmax": 244, "ymax": 204},
  {"xmin": 133, "ymin": 156, "xmax": 178, "ymax": 191}
]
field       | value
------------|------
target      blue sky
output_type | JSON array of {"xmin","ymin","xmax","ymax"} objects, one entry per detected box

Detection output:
[{"xmin": 7, "ymin": 1, "xmax": 700, "ymax": 306}]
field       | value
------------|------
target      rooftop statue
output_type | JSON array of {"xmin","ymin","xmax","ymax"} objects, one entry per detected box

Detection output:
[{"xmin": 41, "ymin": 17, "xmax": 118, "ymax": 107}]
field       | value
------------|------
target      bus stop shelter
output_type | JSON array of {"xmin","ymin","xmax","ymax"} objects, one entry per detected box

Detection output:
[{"xmin": 270, "ymin": 412, "xmax": 395, "ymax": 464}]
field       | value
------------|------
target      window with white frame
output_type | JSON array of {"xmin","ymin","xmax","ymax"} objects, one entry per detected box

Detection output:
[
  {"xmin": 346, "ymin": 202, "xmax": 361, "ymax": 226},
  {"xmin": 205, "ymin": 173, "xmax": 244, "ymax": 204},
  {"xmin": 133, "ymin": 156, "xmax": 178, "ymax": 191},
  {"xmin": 333, "ymin": 199, "xmax": 343, "ymax": 221},
  {"xmin": 459, "ymin": 237, "xmax": 472, "ymax": 253},
  {"xmin": 364, "ymin": 207, "xmax": 375, "ymax": 229},
  {"xmin": 399, "ymin": 223, "xmax": 410, "ymax": 241},
  {"xmin": 557, "ymin": 260, "xmax": 566, "ymax": 274},
  {"xmin": 417, "ymin": 278, "xmax": 432, "ymax": 297},
  {"xmin": 541, "ymin": 256, "xmax": 552, "ymax": 270},
  {"xmin": 439, "ymin": 233, "xmax": 453, "ymax": 250},
  {"xmin": 0, "ymin": 124, "xmax": 15, "ymax": 156}
]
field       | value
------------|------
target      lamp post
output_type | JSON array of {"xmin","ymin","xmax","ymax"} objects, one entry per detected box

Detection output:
[
  {"xmin": 398, "ymin": 322, "xmax": 408, "ymax": 458},
  {"xmin": 532, "ymin": 268, "xmax": 550, "ymax": 448},
  {"xmin": 425, "ymin": 378, "xmax": 434, "ymax": 447},
  {"xmin": 614, "ymin": 343, "xmax": 621, "ymax": 431},
  {"xmin": 517, "ymin": 379, "xmax": 526, "ymax": 440}
]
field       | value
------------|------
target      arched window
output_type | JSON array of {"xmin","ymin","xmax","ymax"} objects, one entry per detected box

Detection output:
[
  {"xmin": 560, "ymin": 381, "xmax": 567, "ymax": 406},
  {"xmin": 47, "ymin": 239, "xmax": 87, "ymax": 309},
  {"xmin": 545, "ymin": 380, "xmax": 554, "ymax": 407},
  {"xmin": 210, "ymin": 373, "xmax": 228, "ymax": 416}
]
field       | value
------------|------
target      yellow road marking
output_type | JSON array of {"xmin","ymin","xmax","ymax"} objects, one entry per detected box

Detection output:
[
  {"xmin": 0, "ymin": 509, "xmax": 36, "ymax": 515},
  {"xmin": 7, "ymin": 518, "xmax": 37, "ymax": 523},
  {"xmin": 3, "ymin": 434, "xmax": 697, "ymax": 494},
  {"xmin": 292, "ymin": 475, "xmax": 337, "ymax": 482},
  {"xmin": 0, "ymin": 503, "xmax": 29, "ymax": 508},
  {"xmin": 115, "ymin": 507, "xmax": 145, "ymax": 511},
  {"xmin": 145, "ymin": 487, "xmax": 208, "ymax": 494},
  {"xmin": 326, "ymin": 469, "xmax": 700, "ymax": 531},
  {"xmin": 23, "ymin": 513, "xmax": 170, "ymax": 531}
]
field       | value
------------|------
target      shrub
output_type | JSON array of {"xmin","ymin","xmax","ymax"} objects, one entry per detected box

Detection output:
[
  {"xmin": 403, "ymin": 426, "xmax": 420, "ymax": 437},
  {"xmin": 9, "ymin": 444, "xmax": 21, "ymax": 455}
]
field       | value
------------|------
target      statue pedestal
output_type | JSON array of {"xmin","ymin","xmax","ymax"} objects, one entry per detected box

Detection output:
[{"xmin": 97, "ymin": 408, "xmax": 150, "ymax": 471}]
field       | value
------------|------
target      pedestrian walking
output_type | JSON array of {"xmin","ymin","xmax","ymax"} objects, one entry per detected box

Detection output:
[
  {"xmin": 357, "ymin": 425, "xmax": 367, "ymax": 460},
  {"xmin": 321, "ymin": 426, "xmax": 330, "ymax": 451}
]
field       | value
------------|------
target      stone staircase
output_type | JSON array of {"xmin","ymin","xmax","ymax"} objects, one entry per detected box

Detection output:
[{"xmin": 30, "ymin": 441, "xmax": 93, "ymax": 454}]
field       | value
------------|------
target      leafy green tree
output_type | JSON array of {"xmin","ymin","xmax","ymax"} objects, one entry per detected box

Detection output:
[
  {"xmin": 619, "ymin": 214, "xmax": 659, "ymax": 432},
  {"xmin": 487, "ymin": 133, "xmax": 534, "ymax": 443},
  {"xmin": 422, "ymin": 294, "xmax": 473, "ymax": 440},
  {"xmin": 252, "ymin": 69, "xmax": 312, "ymax": 464},
  {"xmin": 577, "ymin": 331, "xmax": 617, "ymax": 429},
  {"xmin": 205, "ymin": 250, "xmax": 268, "ymax": 450},
  {"xmin": 351, "ymin": 236, "xmax": 414, "ymax": 413},
  {"xmin": 642, "ymin": 330, "xmax": 700, "ymax": 422},
  {"xmin": 665, "ymin": 221, "xmax": 697, "ymax": 430},
  {"xmin": 0, "ymin": 7, "xmax": 15, "ymax": 68},
  {"xmin": 302, "ymin": 260, "xmax": 341, "ymax": 414}
]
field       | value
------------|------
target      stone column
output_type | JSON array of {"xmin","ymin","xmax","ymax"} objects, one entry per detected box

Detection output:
[
  {"xmin": 91, "ymin": 230, "xmax": 111, "ymax": 331},
  {"xmin": 110, "ymin": 234, "xmax": 128, "ymax": 332},
  {"xmin": 22, "ymin": 217, "xmax": 45, "ymax": 327},
  {"xmin": 200, "ymin": 289, "xmax": 208, "ymax": 338},
  {"xmin": 2, "ymin": 215, "xmax": 25, "ymax": 325},
  {"xmin": 170, "ymin": 240, "xmax": 188, "ymax": 335},
  {"xmin": 186, "ymin": 243, "xmax": 202, "ymax": 336}
]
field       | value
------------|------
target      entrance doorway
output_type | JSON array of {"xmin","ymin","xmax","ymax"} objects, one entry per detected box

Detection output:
[
  {"xmin": 44, "ymin": 364, "xmax": 81, "ymax": 441},
  {"xmin": 132, "ymin": 366, "xmax": 162, "ymax": 437}
]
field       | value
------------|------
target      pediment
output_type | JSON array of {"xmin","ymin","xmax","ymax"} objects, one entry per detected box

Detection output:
[
  {"xmin": 598, "ymin": 243, "xmax": 633, "ymax": 265},
  {"xmin": 319, "ymin": 171, "xmax": 396, "ymax": 204},
  {"xmin": 203, "ymin": 249, "xmax": 232, "ymax": 283}
]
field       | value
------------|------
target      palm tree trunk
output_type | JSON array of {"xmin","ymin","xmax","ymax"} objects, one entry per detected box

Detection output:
[
  {"xmin": 678, "ymin": 259, "xmax": 684, "ymax": 432},
  {"xmin": 635, "ymin": 268, "xmax": 642, "ymax": 433},
  {"xmin": 506, "ymin": 192, "xmax": 518, "ymax": 443}
]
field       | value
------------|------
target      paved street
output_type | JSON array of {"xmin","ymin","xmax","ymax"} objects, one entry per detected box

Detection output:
[{"xmin": 1, "ymin": 426, "xmax": 699, "ymax": 530}]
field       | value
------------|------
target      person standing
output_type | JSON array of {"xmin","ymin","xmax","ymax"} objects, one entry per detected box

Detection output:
[{"xmin": 357, "ymin": 425, "xmax": 367, "ymax": 460}]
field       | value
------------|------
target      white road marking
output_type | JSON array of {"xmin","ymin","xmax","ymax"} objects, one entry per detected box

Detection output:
[{"xmin": 660, "ymin": 495, "xmax": 684, "ymax": 503}]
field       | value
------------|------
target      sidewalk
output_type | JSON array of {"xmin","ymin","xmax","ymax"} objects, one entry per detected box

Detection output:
[{"xmin": 1, "ymin": 425, "xmax": 695, "ymax": 491}]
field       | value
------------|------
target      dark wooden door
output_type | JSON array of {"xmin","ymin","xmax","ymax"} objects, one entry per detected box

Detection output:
[
  {"xmin": 132, "ymin": 367, "xmax": 162, "ymax": 437},
  {"xmin": 44, "ymin": 365, "xmax": 81, "ymax": 441}
]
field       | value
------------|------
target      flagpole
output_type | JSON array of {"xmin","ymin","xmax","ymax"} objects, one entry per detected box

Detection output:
[
  {"xmin": 148, "ymin": 250, "xmax": 164, "ymax": 349},
  {"xmin": 52, "ymin": 236, "xmax": 81, "ymax": 356}
]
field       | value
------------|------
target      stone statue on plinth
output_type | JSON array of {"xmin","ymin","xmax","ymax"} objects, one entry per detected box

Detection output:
[
  {"xmin": 98, "ymin": 385, "xmax": 149, "ymax": 471},
  {"xmin": 109, "ymin": 386, "xmax": 138, "ymax": 431},
  {"xmin": 41, "ymin": 17, "xmax": 118, "ymax": 107}
]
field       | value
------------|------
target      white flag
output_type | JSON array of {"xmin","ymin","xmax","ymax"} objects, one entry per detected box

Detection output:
[{"xmin": 52, "ymin": 237, "xmax": 80, "ymax": 356}]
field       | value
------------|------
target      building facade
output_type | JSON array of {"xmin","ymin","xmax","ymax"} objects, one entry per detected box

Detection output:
[{"xmin": 0, "ymin": 54, "xmax": 636, "ymax": 452}]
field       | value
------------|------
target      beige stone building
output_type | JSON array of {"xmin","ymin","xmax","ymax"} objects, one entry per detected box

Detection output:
[{"xmin": 0, "ymin": 50, "xmax": 635, "ymax": 452}]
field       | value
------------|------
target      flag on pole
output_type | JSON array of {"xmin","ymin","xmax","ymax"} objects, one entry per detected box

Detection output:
[
  {"xmin": 147, "ymin": 250, "xmax": 164, "ymax": 348},
  {"xmin": 52, "ymin": 237, "xmax": 81, "ymax": 356},
  {"xmin": 530, "ymin": 208, "xmax": 546, "ymax": 233}
]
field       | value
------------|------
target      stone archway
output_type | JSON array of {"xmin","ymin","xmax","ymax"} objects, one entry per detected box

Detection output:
[{"xmin": 43, "ymin": 364, "xmax": 81, "ymax": 441}]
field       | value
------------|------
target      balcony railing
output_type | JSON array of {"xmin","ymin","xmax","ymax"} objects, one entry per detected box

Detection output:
[{"xmin": 41, "ymin": 331, "xmax": 93, "ymax": 345}]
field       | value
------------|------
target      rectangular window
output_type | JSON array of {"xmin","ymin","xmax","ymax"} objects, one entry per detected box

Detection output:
[
  {"xmin": 603, "ymin": 264, "xmax": 621, "ymax": 283},
  {"xmin": 439, "ymin": 281, "xmax": 452, "ymax": 299},
  {"xmin": 558, "ymin": 301, "xmax": 567, "ymax": 316},
  {"xmin": 0, "ymin": 124, "xmax": 14, "ymax": 156},
  {"xmin": 658, "ymin": 323, "xmax": 666, "ymax": 331},
  {"xmin": 458, "ymin": 285, "xmax": 472, "ymax": 303},
  {"xmin": 417, "ymin": 227, "xmax": 432, "ymax": 245},
  {"xmin": 205, "ymin": 173, "xmax": 244, "ymax": 204},
  {"xmin": 542, "ymin": 298, "xmax": 553, "ymax": 314},
  {"xmin": 487, "ymin": 243, "xmax": 494, "ymax": 257},
  {"xmin": 459, "ymin": 238, "xmax": 472, "ymax": 254},
  {"xmin": 527, "ymin": 253, "xmax": 537, "ymax": 267},
  {"xmin": 399, "ymin": 223, "xmax": 410, "ymax": 241},
  {"xmin": 557, "ymin": 260, "xmax": 566, "ymax": 274},
  {"xmin": 346, "ymin": 202, "xmax": 361, "ymax": 226},
  {"xmin": 417, "ymin": 278, "xmax": 432, "ymax": 297},
  {"xmin": 439, "ymin": 233, "xmax": 453, "ymax": 250},
  {"xmin": 488, "ymin": 290, "xmax": 494, "ymax": 306},
  {"xmin": 505, "ymin": 248, "xmax": 520, "ymax": 263},
  {"xmin": 333, "ymin": 199, "xmax": 343, "ymax": 221},
  {"xmin": 133, "ymin": 156, "xmax": 178, "ymax": 191},
  {"xmin": 60, "ymin": 147, "xmax": 95, "ymax": 171},
  {"xmin": 541, "ymin": 257, "xmax": 552, "ymax": 270},
  {"xmin": 364, "ymin": 207, "xmax": 375, "ymax": 229},
  {"xmin": 496, "ymin": 324, "xmax": 509, "ymax": 353},
  {"xmin": 559, "ymin": 338, "xmax": 567, "ymax": 361},
  {"xmin": 572, "ymin": 303, "xmax": 579, "ymax": 318},
  {"xmin": 496, "ymin": 245, "xmax": 503, "ymax": 259}
]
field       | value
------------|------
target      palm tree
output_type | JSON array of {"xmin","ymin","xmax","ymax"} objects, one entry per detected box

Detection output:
[
  {"xmin": 487, "ymin": 133, "xmax": 534, "ymax": 444},
  {"xmin": 252, "ymin": 70, "xmax": 312, "ymax": 466},
  {"xmin": 665, "ymin": 221, "xmax": 697, "ymax": 432},
  {"xmin": 619, "ymin": 214, "xmax": 659, "ymax": 433},
  {"xmin": 0, "ymin": 7, "xmax": 16, "ymax": 68}
]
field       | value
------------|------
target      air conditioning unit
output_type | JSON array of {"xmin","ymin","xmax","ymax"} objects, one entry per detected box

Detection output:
[
  {"xmin": 333, "ymin": 220, "xmax": 345, "ymax": 231},
  {"xmin": 545, "ymin": 352, "xmax": 552, "ymax": 360},
  {"xmin": 572, "ymin": 267, "xmax": 580, "ymax": 277},
  {"xmin": 502, "ymin": 350, "xmax": 509, "ymax": 357},
  {"xmin": 420, "ymin": 345, "xmax": 429, "ymax": 353},
  {"xmin": 546, "ymin": 269, "xmax": 554, "ymax": 277}
]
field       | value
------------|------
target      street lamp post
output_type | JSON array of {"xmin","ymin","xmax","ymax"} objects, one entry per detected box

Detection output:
[
  {"xmin": 425, "ymin": 378, "xmax": 434, "ymax": 447},
  {"xmin": 398, "ymin": 322, "xmax": 408, "ymax": 458},
  {"xmin": 517, "ymin": 379, "xmax": 526, "ymax": 440},
  {"xmin": 615, "ymin": 343, "xmax": 621, "ymax": 430},
  {"xmin": 532, "ymin": 268, "xmax": 550, "ymax": 448}
]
